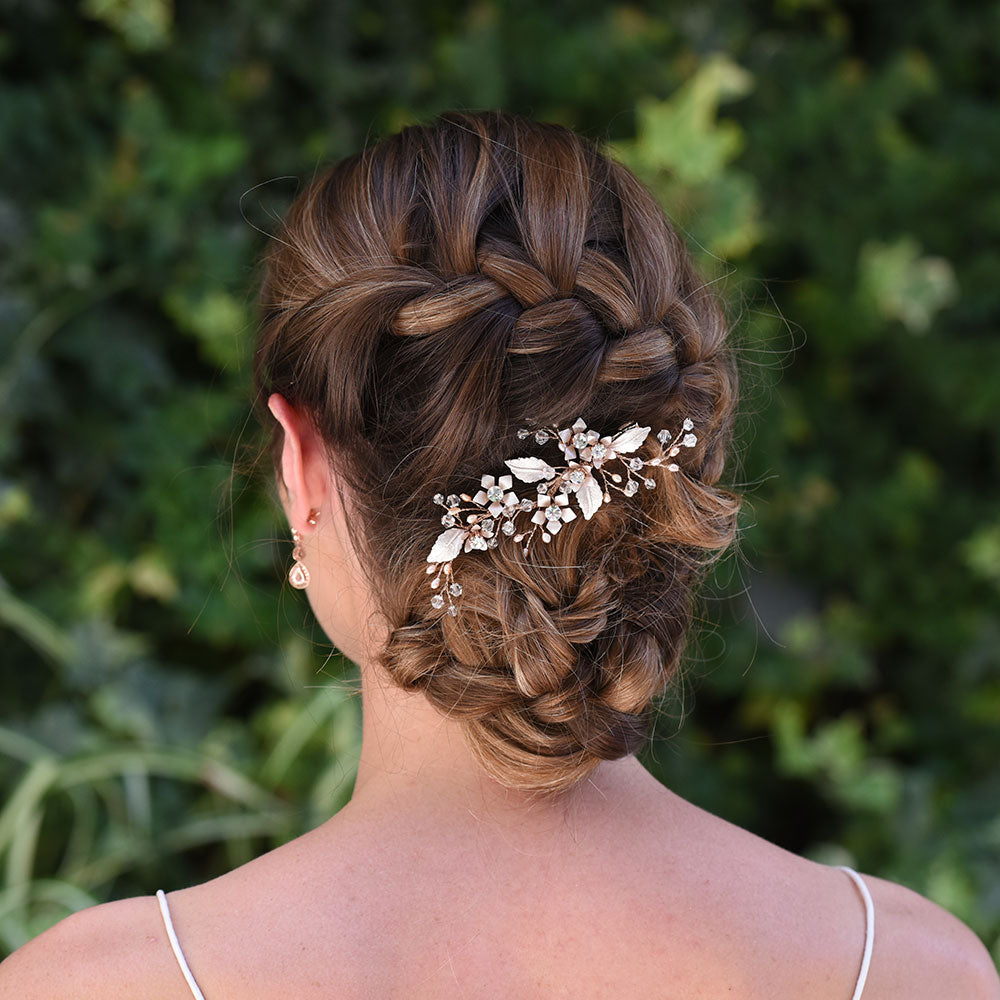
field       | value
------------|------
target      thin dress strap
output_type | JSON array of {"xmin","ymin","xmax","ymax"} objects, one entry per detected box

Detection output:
[
  {"xmin": 156, "ymin": 889, "xmax": 208, "ymax": 1000},
  {"xmin": 835, "ymin": 866, "xmax": 875, "ymax": 1000}
]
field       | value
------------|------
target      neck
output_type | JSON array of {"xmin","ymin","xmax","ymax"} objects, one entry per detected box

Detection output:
[{"xmin": 346, "ymin": 650, "xmax": 660, "ymax": 827}]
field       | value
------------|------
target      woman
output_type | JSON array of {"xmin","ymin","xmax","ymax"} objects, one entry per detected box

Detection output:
[{"xmin": 2, "ymin": 110, "xmax": 996, "ymax": 999}]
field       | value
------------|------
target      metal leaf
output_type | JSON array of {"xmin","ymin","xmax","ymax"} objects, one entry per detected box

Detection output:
[
  {"xmin": 427, "ymin": 527, "xmax": 468, "ymax": 564},
  {"xmin": 576, "ymin": 475, "xmax": 604, "ymax": 519},
  {"xmin": 610, "ymin": 424, "xmax": 651, "ymax": 454},
  {"xmin": 504, "ymin": 457, "xmax": 557, "ymax": 482}
]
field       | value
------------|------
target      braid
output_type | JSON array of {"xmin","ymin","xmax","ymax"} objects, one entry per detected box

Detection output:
[
  {"xmin": 253, "ymin": 110, "xmax": 741, "ymax": 795},
  {"xmin": 393, "ymin": 276, "xmax": 511, "ymax": 336}
]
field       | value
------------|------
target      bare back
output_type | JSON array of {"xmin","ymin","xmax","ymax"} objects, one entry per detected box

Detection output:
[{"xmin": 128, "ymin": 777, "xmax": 995, "ymax": 1000}]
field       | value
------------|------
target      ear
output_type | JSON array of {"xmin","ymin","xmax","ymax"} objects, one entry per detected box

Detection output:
[{"xmin": 266, "ymin": 393, "xmax": 331, "ymax": 530}]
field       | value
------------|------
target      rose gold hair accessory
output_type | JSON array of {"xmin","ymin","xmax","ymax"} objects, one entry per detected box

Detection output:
[{"xmin": 425, "ymin": 416, "xmax": 697, "ymax": 616}]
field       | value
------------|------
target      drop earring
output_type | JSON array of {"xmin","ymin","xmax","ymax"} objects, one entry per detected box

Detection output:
[{"xmin": 288, "ymin": 527, "xmax": 310, "ymax": 589}]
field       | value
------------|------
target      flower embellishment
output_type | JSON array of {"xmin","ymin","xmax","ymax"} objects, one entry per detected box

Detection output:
[
  {"xmin": 533, "ymin": 491, "xmax": 577, "ymax": 534},
  {"xmin": 425, "ymin": 415, "xmax": 698, "ymax": 616},
  {"xmin": 473, "ymin": 473, "xmax": 520, "ymax": 517}
]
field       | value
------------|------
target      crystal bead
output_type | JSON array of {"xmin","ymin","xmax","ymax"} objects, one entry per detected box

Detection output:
[
  {"xmin": 441, "ymin": 514, "xmax": 456, "ymax": 527},
  {"xmin": 545, "ymin": 505, "xmax": 562, "ymax": 522},
  {"xmin": 656, "ymin": 429, "xmax": 670, "ymax": 443},
  {"xmin": 446, "ymin": 494, "xmax": 461, "ymax": 507},
  {"xmin": 624, "ymin": 480, "xmax": 638, "ymax": 496},
  {"xmin": 487, "ymin": 485, "xmax": 504, "ymax": 501},
  {"xmin": 667, "ymin": 463, "xmax": 679, "ymax": 472},
  {"xmin": 519, "ymin": 498, "xmax": 534, "ymax": 511},
  {"xmin": 629, "ymin": 457, "xmax": 643, "ymax": 471},
  {"xmin": 534, "ymin": 430, "xmax": 548, "ymax": 445},
  {"xmin": 502, "ymin": 520, "xmax": 516, "ymax": 535},
  {"xmin": 537, "ymin": 483, "xmax": 548, "ymax": 494},
  {"xmin": 573, "ymin": 432, "xmax": 588, "ymax": 449},
  {"xmin": 446, "ymin": 604, "xmax": 458, "ymax": 616},
  {"xmin": 683, "ymin": 418, "xmax": 694, "ymax": 431},
  {"xmin": 683, "ymin": 433, "xmax": 697, "ymax": 448},
  {"xmin": 431, "ymin": 593, "xmax": 445, "ymax": 609},
  {"xmin": 569, "ymin": 468, "xmax": 585, "ymax": 484},
  {"xmin": 517, "ymin": 429, "xmax": 529, "ymax": 438},
  {"xmin": 487, "ymin": 536, "xmax": 498, "ymax": 547},
  {"xmin": 433, "ymin": 493, "xmax": 444, "ymax": 505},
  {"xmin": 591, "ymin": 443, "xmax": 607, "ymax": 459},
  {"xmin": 644, "ymin": 477, "xmax": 655, "ymax": 489},
  {"xmin": 481, "ymin": 517, "xmax": 495, "ymax": 534},
  {"xmin": 542, "ymin": 531, "xmax": 552, "ymax": 543},
  {"xmin": 449, "ymin": 582, "xmax": 462, "ymax": 596}
]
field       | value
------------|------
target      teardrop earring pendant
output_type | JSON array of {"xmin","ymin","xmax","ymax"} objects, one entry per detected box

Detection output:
[{"xmin": 288, "ymin": 527, "xmax": 310, "ymax": 589}]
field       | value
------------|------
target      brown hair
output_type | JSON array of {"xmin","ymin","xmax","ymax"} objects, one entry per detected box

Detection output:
[{"xmin": 252, "ymin": 110, "xmax": 741, "ymax": 794}]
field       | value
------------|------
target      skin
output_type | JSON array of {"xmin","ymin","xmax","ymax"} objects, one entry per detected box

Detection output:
[{"xmin": 1, "ymin": 393, "xmax": 997, "ymax": 999}]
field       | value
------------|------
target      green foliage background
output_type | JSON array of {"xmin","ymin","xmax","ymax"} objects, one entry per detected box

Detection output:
[{"xmin": 2, "ymin": 0, "xmax": 998, "ymax": 963}]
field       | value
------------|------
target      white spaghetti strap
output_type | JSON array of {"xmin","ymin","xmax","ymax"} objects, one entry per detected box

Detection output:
[
  {"xmin": 835, "ymin": 866, "xmax": 875, "ymax": 1000},
  {"xmin": 156, "ymin": 889, "xmax": 208, "ymax": 1000}
]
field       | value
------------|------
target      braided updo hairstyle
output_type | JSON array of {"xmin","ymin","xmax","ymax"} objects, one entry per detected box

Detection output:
[{"xmin": 253, "ymin": 111, "xmax": 741, "ymax": 795}]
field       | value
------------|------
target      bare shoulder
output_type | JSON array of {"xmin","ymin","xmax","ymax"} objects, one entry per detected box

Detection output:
[
  {"xmin": 0, "ymin": 822, "xmax": 363, "ymax": 1000},
  {"xmin": 858, "ymin": 872, "xmax": 1000, "ymax": 1000},
  {"xmin": 667, "ymin": 790, "xmax": 998, "ymax": 999},
  {"xmin": 0, "ymin": 894, "xmax": 193, "ymax": 1000}
]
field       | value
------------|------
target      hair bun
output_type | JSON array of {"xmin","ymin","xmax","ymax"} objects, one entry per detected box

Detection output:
[{"xmin": 253, "ymin": 110, "xmax": 741, "ymax": 795}]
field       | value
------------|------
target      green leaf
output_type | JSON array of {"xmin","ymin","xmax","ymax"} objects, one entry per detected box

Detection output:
[
  {"xmin": 79, "ymin": 0, "xmax": 173, "ymax": 51},
  {"xmin": 858, "ymin": 236, "xmax": 959, "ymax": 334}
]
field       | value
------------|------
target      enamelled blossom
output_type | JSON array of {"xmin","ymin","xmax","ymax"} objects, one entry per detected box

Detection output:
[{"xmin": 425, "ymin": 416, "xmax": 698, "ymax": 617}]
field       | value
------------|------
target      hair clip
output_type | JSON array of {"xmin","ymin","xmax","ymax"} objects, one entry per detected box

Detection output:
[{"xmin": 425, "ymin": 416, "xmax": 697, "ymax": 616}]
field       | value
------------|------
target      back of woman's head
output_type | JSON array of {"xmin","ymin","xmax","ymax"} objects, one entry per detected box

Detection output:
[{"xmin": 253, "ymin": 110, "xmax": 741, "ymax": 795}]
